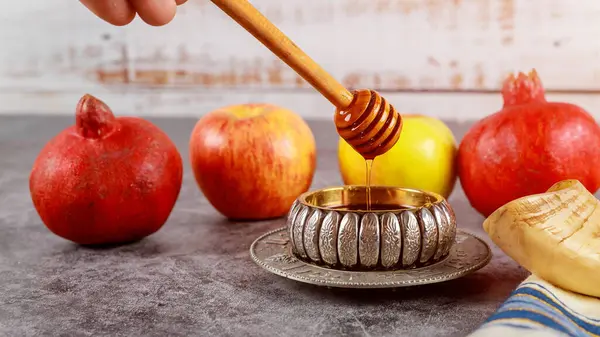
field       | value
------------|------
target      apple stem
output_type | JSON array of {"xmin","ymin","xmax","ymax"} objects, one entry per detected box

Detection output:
[{"xmin": 75, "ymin": 94, "xmax": 117, "ymax": 139}]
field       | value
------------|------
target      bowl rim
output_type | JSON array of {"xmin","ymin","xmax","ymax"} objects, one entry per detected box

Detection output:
[{"xmin": 296, "ymin": 184, "xmax": 447, "ymax": 214}]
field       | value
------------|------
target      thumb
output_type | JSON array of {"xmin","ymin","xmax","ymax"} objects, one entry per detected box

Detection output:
[{"xmin": 79, "ymin": 0, "xmax": 136, "ymax": 26}]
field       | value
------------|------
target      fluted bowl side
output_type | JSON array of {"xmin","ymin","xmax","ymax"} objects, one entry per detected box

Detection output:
[{"xmin": 286, "ymin": 185, "xmax": 457, "ymax": 271}]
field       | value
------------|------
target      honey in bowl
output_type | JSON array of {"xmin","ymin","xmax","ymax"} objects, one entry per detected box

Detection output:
[
  {"xmin": 327, "ymin": 203, "xmax": 413, "ymax": 211},
  {"xmin": 302, "ymin": 185, "xmax": 434, "ymax": 212}
]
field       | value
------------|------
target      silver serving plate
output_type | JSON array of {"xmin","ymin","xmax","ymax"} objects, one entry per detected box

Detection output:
[{"xmin": 250, "ymin": 227, "xmax": 492, "ymax": 289}]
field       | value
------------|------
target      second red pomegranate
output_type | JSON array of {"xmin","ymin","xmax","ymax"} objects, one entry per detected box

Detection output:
[{"xmin": 458, "ymin": 70, "xmax": 600, "ymax": 217}]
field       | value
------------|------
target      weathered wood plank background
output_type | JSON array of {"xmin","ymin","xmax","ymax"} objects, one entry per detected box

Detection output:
[{"xmin": 2, "ymin": 0, "xmax": 600, "ymax": 120}]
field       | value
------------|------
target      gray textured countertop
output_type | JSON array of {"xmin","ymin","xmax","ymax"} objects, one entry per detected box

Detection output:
[{"xmin": 0, "ymin": 116, "xmax": 529, "ymax": 337}]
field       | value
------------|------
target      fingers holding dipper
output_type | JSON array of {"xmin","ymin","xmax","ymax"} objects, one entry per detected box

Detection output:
[{"xmin": 79, "ymin": 0, "xmax": 188, "ymax": 26}]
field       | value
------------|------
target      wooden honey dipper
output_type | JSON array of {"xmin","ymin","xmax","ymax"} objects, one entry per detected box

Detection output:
[{"xmin": 211, "ymin": 0, "xmax": 403, "ymax": 159}]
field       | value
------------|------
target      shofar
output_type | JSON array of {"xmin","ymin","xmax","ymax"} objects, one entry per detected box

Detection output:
[{"xmin": 483, "ymin": 179, "xmax": 600, "ymax": 298}]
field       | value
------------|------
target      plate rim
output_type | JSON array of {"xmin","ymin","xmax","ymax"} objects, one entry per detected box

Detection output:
[{"xmin": 250, "ymin": 227, "xmax": 493, "ymax": 289}]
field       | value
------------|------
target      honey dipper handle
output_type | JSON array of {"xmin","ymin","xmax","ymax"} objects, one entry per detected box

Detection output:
[{"xmin": 210, "ymin": 0, "xmax": 354, "ymax": 110}]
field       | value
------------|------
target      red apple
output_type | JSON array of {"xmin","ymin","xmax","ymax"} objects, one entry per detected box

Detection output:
[{"xmin": 189, "ymin": 103, "xmax": 317, "ymax": 220}]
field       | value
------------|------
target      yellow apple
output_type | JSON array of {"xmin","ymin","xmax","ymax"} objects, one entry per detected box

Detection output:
[{"xmin": 338, "ymin": 114, "xmax": 458, "ymax": 199}]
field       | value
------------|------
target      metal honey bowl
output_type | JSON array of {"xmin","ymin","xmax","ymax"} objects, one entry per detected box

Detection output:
[{"xmin": 286, "ymin": 185, "xmax": 457, "ymax": 271}]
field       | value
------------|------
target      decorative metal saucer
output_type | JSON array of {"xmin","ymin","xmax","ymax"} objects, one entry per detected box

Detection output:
[{"xmin": 250, "ymin": 227, "xmax": 492, "ymax": 289}]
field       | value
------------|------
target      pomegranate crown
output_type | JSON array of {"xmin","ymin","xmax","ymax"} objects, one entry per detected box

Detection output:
[
  {"xmin": 501, "ymin": 69, "xmax": 546, "ymax": 107},
  {"xmin": 75, "ymin": 94, "xmax": 117, "ymax": 139}
]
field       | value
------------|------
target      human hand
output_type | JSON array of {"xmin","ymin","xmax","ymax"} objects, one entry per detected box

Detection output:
[{"xmin": 80, "ymin": 0, "xmax": 188, "ymax": 26}]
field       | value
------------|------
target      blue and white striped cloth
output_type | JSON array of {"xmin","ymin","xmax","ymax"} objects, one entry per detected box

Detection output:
[{"xmin": 469, "ymin": 274, "xmax": 600, "ymax": 337}]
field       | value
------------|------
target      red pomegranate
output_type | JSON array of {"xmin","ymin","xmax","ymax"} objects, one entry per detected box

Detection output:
[
  {"xmin": 29, "ymin": 94, "xmax": 183, "ymax": 245},
  {"xmin": 458, "ymin": 69, "xmax": 600, "ymax": 217}
]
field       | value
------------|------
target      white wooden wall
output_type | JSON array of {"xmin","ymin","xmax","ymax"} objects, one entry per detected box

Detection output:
[{"xmin": 3, "ymin": 0, "xmax": 600, "ymax": 120}]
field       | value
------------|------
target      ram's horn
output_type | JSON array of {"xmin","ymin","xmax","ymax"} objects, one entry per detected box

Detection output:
[{"xmin": 483, "ymin": 179, "xmax": 600, "ymax": 298}]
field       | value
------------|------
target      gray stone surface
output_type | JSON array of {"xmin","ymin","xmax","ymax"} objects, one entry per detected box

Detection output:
[{"xmin": 0, "ymin": 116, "xmax": 529, "ymax": 337}]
